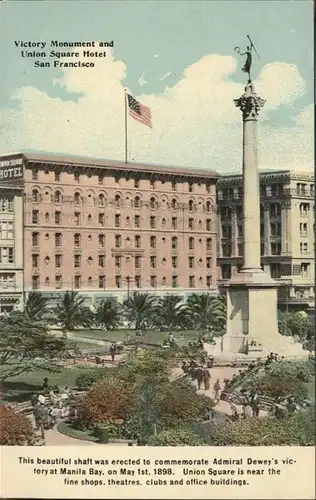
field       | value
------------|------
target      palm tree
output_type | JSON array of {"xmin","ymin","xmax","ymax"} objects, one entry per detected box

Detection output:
[
  {"xmin": 122, "ymin": 292, "xmax": 157, "ymax": 331},
  {"xmin": 187, "ymin": 293, "xmax": 226, "ymax": 335},
  {"xmin": 94, "ymin": 297, "xmax": 122, "ymax": 330},
  {"xmin": 153, "ymin": 295, "xmax": 188, "ymax": 331},
  {"xmin": 23, "ymin": 291, "xmax": 48, "ymax": 322},
  {"xmin": 55, "ymin": 291, "xmax": 93, "ymax": 331}
]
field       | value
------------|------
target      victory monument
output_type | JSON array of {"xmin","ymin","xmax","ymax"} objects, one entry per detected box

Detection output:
[{"xmin": 205, "ymin": 36, "xmax": 308, "ymax": 358}]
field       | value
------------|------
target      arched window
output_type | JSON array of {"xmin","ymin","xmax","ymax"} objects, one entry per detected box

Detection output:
[
  {"xmin": 134, "ymin": 196, "xmax": 141, "ymax": 208},
  {"xmin": 99, "ymin": 194, "xmax": 105, "ymax": 207},
  {"xmin": 150, "ymin": 197, "xmax": 157, "ymax": 209},
  {"xmin": 206, "ymin": 201, "xmax": 211, "ymax": 212},
  {"xmin": 74, "ymin": 192, "xmax": 81, "ymax": 205},
  {"xmin": 189, "ymin": 200, "xmax": 194, "ymax": 211},
  {"xmin": 55, "ymin": 190, "xmax": 62, "ymax": 203},
  {"xmin": 32, "ymin": 189, "xmax": 39, "ymax": 202},
  {"xmin": 171, "ymin": 198, "xmax": 177, "ymax": 210},
  {"xmin": 115, "ymin": 194, "xmax": 121, "ymax": 208},
  {"xmin": 172, "ymin": 236, "xmax": 178, "ymax": 249}
]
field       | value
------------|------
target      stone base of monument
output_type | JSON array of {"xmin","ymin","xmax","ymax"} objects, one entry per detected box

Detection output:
[
  {"xmin": 203, "ymin": 334, "xmax": 309, "ymax": 360},
  {"xmin": 209, "ymin": 268, "xmax": 309, "ymax": 360}
]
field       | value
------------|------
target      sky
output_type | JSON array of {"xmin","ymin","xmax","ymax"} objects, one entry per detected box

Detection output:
[{"xmin": 0, "ymin": 0, "xmax": 314, "ymax": 174}]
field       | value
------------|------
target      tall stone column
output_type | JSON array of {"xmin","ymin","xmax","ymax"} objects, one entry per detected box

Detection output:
[{"xmin": 234, "ymin": 82, "xmax": 265, "ymax": 273}]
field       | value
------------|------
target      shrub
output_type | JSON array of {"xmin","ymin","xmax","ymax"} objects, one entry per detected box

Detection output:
[
  {"xmin": 75, "ymin": 368, "xmax": 113, "ymax": 389},
  {"xmin": 119, "ymin": 350, "xmax": 171, "ymax": 382},
  {"xmin": 0, "ymin": 406, "xmax": 35, "ymax": 445},
  {"xmin": 148, "ymin": 428, "xmax": 204, "ymax": 446},
  {"xmin": 253, "ymin": 374, "xmax": 308, "ymax": 399},
  {"xmin": 76, "ymin": 377, "xmax": 135, "ymax": 429},
  {"xmin": 200, "ymin": 407, "xmax": 315, "ymax": 446},
  {"xmin": 155, "ymin": 378, "xmax": 215, "ymax": 426},
  {"xmin": 242, "ymin": 360, "xmax": 314, "ymax": 398}
]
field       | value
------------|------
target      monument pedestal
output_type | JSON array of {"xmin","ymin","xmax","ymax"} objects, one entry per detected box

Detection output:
[
  {"xmin": 203, "ymin": 268, "xmax": 309, "ymax": 359},
  {"xmin": 223, "ymin": 268, "xmax": 279, "ymax": 354}
]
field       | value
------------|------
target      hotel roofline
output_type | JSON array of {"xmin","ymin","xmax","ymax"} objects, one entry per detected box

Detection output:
[{"xmin": 0, "ymin": 151, "xmax": 220, "ymax": 180}]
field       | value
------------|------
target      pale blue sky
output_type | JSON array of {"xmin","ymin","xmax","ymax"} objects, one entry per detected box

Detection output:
[{"xmin": 0, "ymin": 0, "xmax": 313, "ymax": 129}]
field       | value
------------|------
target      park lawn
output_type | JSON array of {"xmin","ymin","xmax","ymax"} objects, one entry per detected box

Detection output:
[
  {"xmin": 71, "ymin": 329, "xmax": 198, "ymax": 344},
  {"xmin": 2, "ymin": 366, "xmax": 94, "ymax": 402},
  {"xmin": 70, "ymin": 341, "xmax": 99, "ymax": 350}
]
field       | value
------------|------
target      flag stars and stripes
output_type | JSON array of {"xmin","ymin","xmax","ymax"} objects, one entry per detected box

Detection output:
[{"xmin": 127, "ymin": 94, "xmax": 152, "ymax": 128}]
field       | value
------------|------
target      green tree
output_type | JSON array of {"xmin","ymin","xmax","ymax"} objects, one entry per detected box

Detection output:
[
  {"xmin": 187, "ymin": 293, "xmax": 226, "ymax": 334},
  {"xmin": 278, "ymin": 311, "xmax": 314, "ymax": 339},
  {"xmin": 93, "ymin": 297, "xmax": 122, "ymax": 330},
  {"xmin": 0, "ymin": 316, "xmax": 66, "ymax": 381},
  {"xmin": 122, "ymin": 292, "xmax": 157, "ymax": 331},
  {"xmin": 152, "ymin": 294, "xmax": 188, "ymax": 331},
  {"xmin": 23, "ymin": 291, "xmax": 49, "ymax": 322},
  {"xmin": 55, "ymin": 291, "xmax": 93, "ymax": 331}
]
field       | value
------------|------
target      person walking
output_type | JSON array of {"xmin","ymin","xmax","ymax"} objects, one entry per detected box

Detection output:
[
  {"xmin": 31, "ymin": 393, "xmax": 38, "ymax": 407},
  {"xmin": 203, "ymin": 368, "xmax": 211, "ymax": 390},
  {"xmin": 213, "ymin": 379, "xmax": 221, "ymax": 400},
  {"xmin": 33, "ymin": 402, "xmax": 48, "ymax": 440},
  {"xmin": 42, "ymin": 377, "xmax": 49, "ymax": 391},
  {"xmin": 249, "ymin": 390, "xmax": 261, "ymax": 417},
  {"xmin": 110, "ymin": 343, "xmax": 117, "ymax": 362},
  {"xmin": 181, "ymin": 361, "xmax": 188, "ymax": 375},
  {"xmin": 195, "ymin": 366, "xmax": 204, "ymax": 390}
]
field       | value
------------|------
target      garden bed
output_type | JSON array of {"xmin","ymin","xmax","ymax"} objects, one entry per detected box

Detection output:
[{"xmin": 57, "ymin": 421, "xmax": 137, "ymax": 445}]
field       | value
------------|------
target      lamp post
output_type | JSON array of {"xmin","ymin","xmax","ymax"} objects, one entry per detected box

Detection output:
[{"xmin": 126, "ymin": 275, "xmax": 131, "ymax": 298}]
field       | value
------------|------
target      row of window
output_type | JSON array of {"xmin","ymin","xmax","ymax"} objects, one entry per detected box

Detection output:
[
  {"xmin": 31, "ymin": 232, "xmax": 213, "ymax": 250},
  {"xmin": 0, "ymin": 273, "xmax": 15, "ymax": 287},
  {"xmin": 221, "ymin": 241, "xmax": 314, "ymax": 257},
  {"xmin": 0, "ymin": 247, "xmax": 14, "ymax": 264},
  {"xmin": 219, "ymin": 183, "xmax": 314, "ymax": 199},
  {"xmin": 221, "ymin": 242, "xmax": 283, "ymax": 257},
  {"xmin": 0, "ymin": 197, "xmax": 14, "ymax": 213},
  {"xmin": 0, "ymin": 221, "xmax": 14, "ymax": 239},
  {"xmin": 220, "ymin": 203, "xmax": 312, "ymax": 219},
  {"xmin": 30, "ymin": 209, "xmax": 213, "ymax": 231},
  {"xmin": 31, "ymin": 190, "xmax": 214, "ymax": 212},
  {"xmin": 31, "ymin": 169, "xmax": 212, "ymax": 193},
  {"xmin": 31, "ymin": 274, "xmax": 213, "ymax": 290},
  {"xmin": 221, "ymin": 262, "xmax": 310, "ymax": 280},
  {"xmin": 31, "ymin": 253, "xmax": 214, "ymax": 270}
]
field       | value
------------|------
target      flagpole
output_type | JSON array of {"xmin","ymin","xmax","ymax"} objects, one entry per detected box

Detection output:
[{"xmin": 124, "ymin": 89, "xmax": 128, "ymax": 164}]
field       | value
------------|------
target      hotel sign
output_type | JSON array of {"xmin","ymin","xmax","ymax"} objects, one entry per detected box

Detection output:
[{"xmin": 0, "ymin": 156, "xmax": 24, "ymax": 182}]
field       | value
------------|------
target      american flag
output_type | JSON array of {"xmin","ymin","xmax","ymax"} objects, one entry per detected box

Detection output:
[{"xmin": 127, "ymin": 94, "xmax": 152, "ymax": 128}]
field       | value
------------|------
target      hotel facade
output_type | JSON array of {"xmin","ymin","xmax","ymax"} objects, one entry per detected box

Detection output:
[
  {"xmin": 217, "ymin": 170, "xmax": 315, "ymax": 310},
  {"xmin": 0, "ymin": 152, "xmax": 219, "ymax": 312}
]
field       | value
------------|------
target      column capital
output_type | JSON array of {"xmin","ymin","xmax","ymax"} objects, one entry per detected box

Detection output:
[{"xmin": 234, "ymin": 82, "xmax": 265, "ymax": 121}]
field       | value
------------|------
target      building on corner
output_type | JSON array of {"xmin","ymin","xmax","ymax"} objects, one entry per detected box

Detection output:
[
  {"xmin": 0, "ymin": 152, "xmax": 219, "ymax": 312},
  {"xmin": 217, "ymin": 170, "xmax": 315, "ymax": 311}
]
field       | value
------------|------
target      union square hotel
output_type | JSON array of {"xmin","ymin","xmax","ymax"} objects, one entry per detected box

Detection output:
[
  {"xmin": 0, "ymin": 151, "xmax": 219, "ymax": 311},
  {"xmin": 0, "ymin": 151, "xmax": 314, "ymax": 313}
]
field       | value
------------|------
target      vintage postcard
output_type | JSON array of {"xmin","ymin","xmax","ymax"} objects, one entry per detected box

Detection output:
[{"xmin": 0, "ymin": 0, "xmax": 314, "ymax": 499}]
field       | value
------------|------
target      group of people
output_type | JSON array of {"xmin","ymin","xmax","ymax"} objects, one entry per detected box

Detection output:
[
  {"xmin": 181, "ymin": 360, "xmax": 222, "ymax": 399},
  {"xmin": 30, "ymin": 379, "xmax": 72, "ymax": 440}
]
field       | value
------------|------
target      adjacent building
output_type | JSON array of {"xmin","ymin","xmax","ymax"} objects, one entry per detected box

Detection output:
[
  {"xmin": 0, "ymin": 152, "xmax": 219, "ymax": 311},
  {"xmin": 217, "ymin": 170, "xmax": 315, "ymax": 310}
]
